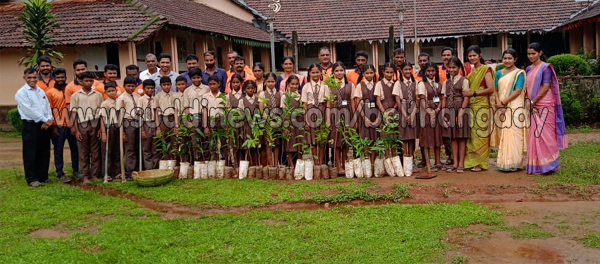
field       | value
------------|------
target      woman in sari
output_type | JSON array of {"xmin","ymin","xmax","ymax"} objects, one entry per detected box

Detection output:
[
  {"xmin": 495, "ymin": 49, "xmax": 527, "ymax": 171},
  {"xmin": 525, "ymin": 42, "xmax": 568, "ymax": 174},
  {"xmin": 463, "ymin": 45, "xmax": 495, "ymax": 172}
]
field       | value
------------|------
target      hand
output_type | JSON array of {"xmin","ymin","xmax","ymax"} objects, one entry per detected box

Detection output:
[
  {"xmin": 462, "ymin": 90, "xmax": 472, "ymax": 97},
  {"xmin": 71, "ymin": 126, "xmax": 77, "ymax": 135},
  {"xmin": 458, "ymin": 109, "xmax": 465, "ymax": 128},
  {"xmin": 156, "ymin": 127, "xmax": 161, "ymax": 135},
  {"xmin": 101, "ymin": 134, "xmax": 107, "ymax": 143},
  {"xmin": 204, "ymin": 127, "xmax": 210, "ymax": 135},
  {"xmin": 141, "ymin": 131, "xmax": 147, "ymax": 140},
  {"xmin": 123, "ymin": 134, "xmax": 127, "ymax": 142},
  {"xmin": 41, "ymin": 123, "xmax": 49, "ymax": 130},
  {"xmin": 430, "ymin": 115, "xmax": 436, "ymax": 125},
  {"xmin": 364, "ymin": 118, "xmax": 371, "ymax": 127},
  {"xmin": 97, "ymin": 129, "xmax": 102, "ymax": 138},
  {"xmin": 44, "ymin": 120, "xmax": 53, "ymax": 127},
  {"xmin": 76, "ymin": 131, "xmax": 83, "ymax": 142}
]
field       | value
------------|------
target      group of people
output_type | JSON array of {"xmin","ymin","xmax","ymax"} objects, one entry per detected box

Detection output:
[{"xmin": 15, "ymin": 43, "xmax": 567, "ymax": 187}]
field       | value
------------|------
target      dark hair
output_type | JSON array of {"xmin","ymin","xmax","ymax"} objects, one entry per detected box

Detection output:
[
  {"xmin": 104, "ymin": 64, "xmax": 119, "ymax": 72},
  {"xmin": 528, "ymin": 42, "xmax": 547, "ymax": 62},
  {"xmin": 72, "ymin": 59, "xmax": 87, "ymax": 69},
  {"xmin": 286, "ymin": 74, "xmax": 300, "ymax": 87},
  {"xmin": 227, "ymin": 50, "xmax": 239, "ymax": 56},
  {"xmin": 207, "ymin": 74, "xmax": 220, "ymax": 83},
  {"xmin": 253, "ymin": 62, "xmax": 265, "ymax": 72},
  {"xmin": 230, "ymin": 73, "xmax": 244, "ymax": 91},
  {"xmin": 188, "ymin": 68, "xmax": 202, "ymax": 78},
  {"xmin": 331, "ymin": 61, "xmax": 348, "ymax": 84},
  {"xmin": 355, "ymin": 50, "xmax": 369, "ymax": 60},
  {"xmin": 242, "ymin": 80, "xmax": 257, "ymax": 94},
  {"xmin": 37, "ymin": 55, "xmax": 51, "ymax": 65},
  {"xmin": 422, "ymin": 62, "xmax": 440, "ymax": 83},
  {"xmin": 502, "ymin": 48, "xmax": 518, "ymax": 61},
  {"xmin": 418, "ymin": 52, "xmax": 430, "ymax": 59},
  {"xmin": 24, "ymin": 68, "xmax": 37, "ymax": 75},
  {"xmin": 104, "ymin": 82, "xmax": 117, "ymax": 90},
  {"xmin": 175, "ymin": 76, "xmax": 187, "ymax": 83},
  {"xmin": 124, "ymin": 76, "xmax": 137, "ymax": 85},
  {"xmin": 158, "ymin": 53, "xmax": 172, "ymax": 61},
  {"xmin": 399, "ymin": 62, "xmax": 415, "ymax": 82},
  {"xmin": 393, "ymin": 48, "xmax": 406, "ymax": 56},
  {"xmin": 142, "ymin": 79, "xmax": 155, "ymax": 88},
  {"xmin": 466, "ymin": 45, "xmax": 485, "ymax": 64},
  {"xmin": 159, "ymin": 76, "xmax": 172, "ymax": 85},
  {"xmin": 381, "ymin": 62, "xmax": 396, "ymax": 81},
  {"xmin": 203, "ymin": 51, "xmax": 216, "ymax": 58},
  {"xmin": 125, "ymin": 64, "xmax": 139, "ymax": 71},
  {"xmin": 447, "ymin": 57, "xmax": 466, "ymax": 79},
  {"xmin": 185, "ymin": 54, "xmax": 199, "ymax": 63},
  {"xmin": 282, "ymin": 56, "xmax": 295, "ymax": 65},
  {"xmin": 264, "ymin": 72, "xmax": 278, "ymax": 91},
  {"xmin": 319, "ymin": 46, "xmax": 331, "ymax": 54},
  {"xmin": 358, "ymin": 64, "xmax": 376, "ymax": 83},
  {"xmin": 306, "ymin": 63, "xmax": 322, "ymax": 81},
  {"xmin": 441, "ymin": 47, "xmax": 455, "ymax": 56},
  {"xmin": 52, "ymin": 68, "xmax": 66, "ymax": 76},
  {"xmin": 234, "ymin": 55, "xmax": 245, "ymax": 63},
  {"xmin": 79, "ymin": 71, "xmax": 95, "ymax": 80}
]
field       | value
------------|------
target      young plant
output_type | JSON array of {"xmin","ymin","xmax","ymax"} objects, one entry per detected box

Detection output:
[
  {"xmin": 18, "ymin": 0, "xmax": 64, "ymax": 67},
  {"xmin": 194, "ymin": 128, "xmax": 206, "ymax": 161},
  {"xmin": 376, "ymin": 113, "xmax": 402, "ymax": 157},
  {"xmin": 249, "ymin": 112, "xmax": 265, "ymax": 165},
  {"xmin": 370, "ymin": 138, "xmax": 386, "ymax": 159},
  {"xmin": 176, "ymin": 125, "xmax": 192, "ymax": 163},
  {"xmin": 293, "ymin": 128, "xmax": 315, "ymax": 160},
  {"xmin": 154, "ymin": 132, "xmax": 170, "ymax": 160},
  {"xmin": 323, "ymin": 73, "xmax": 342, "ymax": 89}
]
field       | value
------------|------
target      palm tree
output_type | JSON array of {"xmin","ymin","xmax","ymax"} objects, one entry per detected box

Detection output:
[{"xmin": 18, "ymin": 0, "xmax": 63, "ymax": 68}]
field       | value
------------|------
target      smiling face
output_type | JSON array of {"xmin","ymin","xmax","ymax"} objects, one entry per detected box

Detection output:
[
  {"xmin": 447, "ymin": 63, "xmax": 459, "ymax": 77},
  {"xmin": 502, "ymin": 53, "xmax": 516, "ymax": 68},
  {"xmin": 253, "ymin": 66, "xmax": 264, "ymax": 81},
  {"xmin": 309, "ymin": 67, "xmax": 321, "ymax": 82},
  {"xmin": 383, "ymin": 67, "xmax": 395, "ymax": 81},
  {"xmin": 234, "ymin": 60, "xmax": 245, "ymax": 73},
  {"xmin": 318, "ymin": 49, "xmax": 331, "ymax": 65},
  {"xmin": 24, "ymin": 72, "xmax": 38, "ymax": 88},
  {"xmin": 468, "ymin": 50, "xmax": 481, "ymax": 65},
  {"xmin": 54, "ymin": 73, "xmax": 66, "ymax": 86},
  {"xmin": 288, "ymin": 78, "xmax": 300, "ymax": 92},
  {"xmin": 186, "ymin": 59, "xmax": 198, "ymax": 71},
  {"xmin": 527, "ymin": 48, "xmax": 542, "ymax": 64},
  {"xmin": 402, "ymin": 65, "xmax": 413, "ymax": 79},
  {"xmin": 282, "ymin": 59, "xmax": 294, "ymax": 73},
  {"xmin": 105, "ymin": 69, "xmax": 118, "ymax": 82},
  {"xmin": 418, "ymin": 56, "xmax": 429, "ymax": 68},
  {"xmin": 333, "ymin": 65, "xmax": 345, "ymax": 80},
  {"xmin": 425, "ymin": 66, "xmax": 437, "ymax": 80},
  {"xmin": 159, "ymin": 58, "xmax": 171, "ymax": 73},
  {"xmin": 38, "ymin": 61, "xmax": 52, "ymax": 75}
]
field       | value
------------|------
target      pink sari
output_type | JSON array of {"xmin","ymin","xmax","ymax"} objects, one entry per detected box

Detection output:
[{"xmin": 525, "ymin": 63, "xmax": 568, "ymax": 174}]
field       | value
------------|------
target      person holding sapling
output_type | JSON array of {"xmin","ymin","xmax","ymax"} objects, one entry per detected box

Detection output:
[
  {"xmin": 326, "ymin": 62, "xmax": 354, "ymax": 175},
  {"xmin": 416, "ymin": 62, "xmax": 444, "ymax": 179},
  {"xmin": 393, "ymin": 62, "xmax": 420, "ymax": 176},
  {"xmin": 352, "ymin": 64, "xmax": 379, "ymax": 163},
  {"xmin": 227, "ymin": 74, "xmax": 245, "ymax": 168},
  {"xmin": 201, "ymin": 75, "xmax": 226, "ymax": 159},
  {"xmin": 302, "ymin": 64, "xmax": 330, "ymax": 164},
  {"xmin": 281, "ymin": 75, "xmax": 303, "ymax": 167},
  {"xmin": 154, "ymin": 77, "xmax": 177, "ymax": 161},
  {"xmin": 375, "ymin": 62, "xmax": 399, "ymax": 157},
  {"xmin": 238, "ymin": 80, "xmax": 261, "ymax": 166},
  {"xmin": 259, "ymin": 73, "xmax": 283, "ymax": 167}
]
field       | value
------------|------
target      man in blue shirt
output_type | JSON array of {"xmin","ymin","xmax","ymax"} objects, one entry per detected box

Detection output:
[
  {"xmin": 15, "ymin": 68, "xmax": 54, "ymax": 187},
  {"xmin": 180, "ymin": 54, "xmax": 200, "ymax": 87},
  {"xmin": 202, "ymin": 51, "xmax": 227, "ymax": 92}
]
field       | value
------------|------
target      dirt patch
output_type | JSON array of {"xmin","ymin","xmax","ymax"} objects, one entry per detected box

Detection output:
[{"xmin": 29, "ymin": 225, "xmax": 98, "ymax": 239}]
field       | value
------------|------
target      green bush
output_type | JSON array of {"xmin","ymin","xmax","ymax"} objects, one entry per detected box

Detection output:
[
  {"xmin": 590, "ymin": 95, "xmax": 600, "ymax": 123},
  {"xmin": 8, "ymin": 108, "xmax": 21, "ymax": 133},
  {"xmin": 560, "ymin": 91, "xmax": 583, "ymax": 126},
  {"xmin": 548, "ymin": 54, "xmax": 591, "ymax": 77},
  {"xmin": 495, "ymin": 64, "xmax": 505, "ymax": 71}
]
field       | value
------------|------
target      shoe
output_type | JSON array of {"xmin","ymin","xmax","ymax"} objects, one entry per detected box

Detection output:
[
  {"xmin": 61, "ymin": 176, "xmax": 73, "ymax": 183},
  {"xmin": 29, "ymin": 181, "xmax": 44, "ymax": 187}
]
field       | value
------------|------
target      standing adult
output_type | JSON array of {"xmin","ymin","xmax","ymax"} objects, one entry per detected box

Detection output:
[
  {"xmin": 525, "ymin": 42, "xmax": 568, "ymax": 174},
  {"xmin": 495, "ymin": 48, "xmax": 527, "ymax": 172},
  {"xmin": 226, "ymin": 50, "xmax": 254, "ymax": 79},
  {"xmin": 318, "ymin": 46, "xmax": 333, "ymax": 75},
  {"xmin": 180, "ymin": 54, "xmax": 200, "ymax": 87},
  {"xmin": 463, "ymin": 45, "xmax": 495, "ymax": 172},
  {"xmin": 64, "ymin": 59, "xmax": 101, "ymax": 107},
  {"xmin": 393, "ymin": 48, "xmax": 418, "ymax": 81},
  {"xmin": 15, "ymin": 68, "xmax": 53, "ymax": 187},
  {"xmin": 438, "ymin": 47, "xmax": 455, "ymax": 84},
  {"xmin": 140, "ymin": 53, "xmax": 158, "ymax": 81},
  {"xmin": 416, "ymin": 52, "xmax": 430, "ymax": 81},
  {"xmin": 152, "ymin": 53, "xmax": 179, "ymax": 95},
  {"xmin": 225, "ymin": 56, "xmax": 256, "ymax": 93},
  {"xmin": 277, "ymin": 56, "xmax": 306, "ymax": 92},
  {"xmin": 347, "ymin": 51, "xmax": 369, "ymax": 86},
  {"xmin": 202, "ymin": 51, "xmax": 228, "ymax": 92},
  {"xmin": 37, "ymin": 55, "xmax": 55, "ymax": 92}
]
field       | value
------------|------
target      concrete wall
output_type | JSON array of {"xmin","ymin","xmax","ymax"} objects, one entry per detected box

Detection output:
[{"xmin": 193, "ymin": 0, "xmax": 255, "ymax": 23}]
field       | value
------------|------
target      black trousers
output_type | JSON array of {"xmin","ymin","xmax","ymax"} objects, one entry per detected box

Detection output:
[{"xmin": 22, "ymin": 120, "xmax": 51, "ymax": 184}]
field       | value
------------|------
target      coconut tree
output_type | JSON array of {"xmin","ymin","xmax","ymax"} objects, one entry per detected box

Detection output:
[{"xmin": 18, "ymin": 0, "xmax": 63, "ymax": 67}]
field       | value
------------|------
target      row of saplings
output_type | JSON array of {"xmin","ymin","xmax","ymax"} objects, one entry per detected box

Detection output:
[{"xmin": 153, "ymin": 76, "xmax": 410, "ymax": 181}]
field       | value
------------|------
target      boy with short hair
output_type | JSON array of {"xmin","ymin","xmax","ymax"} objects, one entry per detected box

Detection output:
[
  {"xmin": 201, "ymin": 75, "xmax": 225, "ymax": 161},
  {"xmin": 70, "ymin": 71, "xmax": 103, "ymax": 184},
  {"xmin": 97, "ymin": 64, "xmax": 125, "ymax": 100},
  {"xmin": 173, "ymin": 75, "xmax": 188, "ymax": 115},
  {"xmin": 184, "ymin": 68, "xmax": 209, "ymax": 161},
  {"xmin": 116, "ymin": 76, "xmax": 141, "ymax": 179},
  {"xmin": 126, "ymin": 64, "xmax": 145, "ymax": 96},
  {"xmin": 154, "ymin": 76, "xmax": 177, "ymax": 160},
  {"xmin": 98, "ymin": 83, "xmax": 121, "ymax": 181},
  {"xmin": 138, "ymin": 81, "xmax": 159, "ymax": 170}
]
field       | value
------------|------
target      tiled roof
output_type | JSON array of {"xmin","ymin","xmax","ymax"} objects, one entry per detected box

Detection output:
[
  {"xmin": 561, "ymin": 1, "xmax": 600, "ymax": 28},
  {"xmin": 0, "ymin": 0, "xmax": 165, "ymax": 48},
  {"xmin": 138, "ymin": 0, "xmax": 272, "ymax": 43},
  {"xmin": 239, "ymin": 0, "xmax": 583, "ymax": 43}
]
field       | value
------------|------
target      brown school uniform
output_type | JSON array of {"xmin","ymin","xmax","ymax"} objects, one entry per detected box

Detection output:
[
  {"xmin": 152, "ymin": 91, "xmax": 176, "ymax": 159},
  {"xmin": 238, "ymin": 95, "xmax": 259, "ymax": 150},
  {"xmin": 227, "ymin": 90, "xmax": 244, "ymax": 150},
  {"xmin": 353, "ymin": 80, "xmax": 379, "ymax": 141},
  {"xmin": 374, "ymin": 78, "xmax": 397, "ymax": 140},
  {"xmin": 329, "ymin": 81, "xmax": 354, "ymax": 148},
  {"xmin": 98, "ymin": 98, "xmax": 120, "ymax": 177},
  {"xmin": 280, "ymin": 91, "xmax": 303, "ymax": 152},
  {"xmin": 116, "ymin": 92, "xmax": 141, "ymax": 177},
  {"xmin": 70, "ymin": 88, "xmax": 103, "ymax": 179},
  {"xmin": 138, "ymin": 94, "xmax": 159, "ymax": 170},
  {"xmin": 417, "ymin": 78, "xmax": 443, "ymax": 148},
  {"xmin": 442, "ymin": 76, "xmax": 471, "ymax": 139},
  {"xmin": 183, "ymin": 84, "xmax": 209, "ymax": 161},
  {"xmin": 259, "ymin": 87, "xmax": 282, "ymax": 147},
  {"xmin": 392, "ymin": 78, "xmax": 419, "ymax": 141},
  {"xmin": 202, "ymin": 91, "xmax": 226, "ymax": 159},
  {"xmin": 301, "ymin": 80, "xmax": 330, "ymax": 145}
]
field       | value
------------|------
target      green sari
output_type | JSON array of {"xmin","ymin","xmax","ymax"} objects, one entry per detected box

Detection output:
[{"xmin": 465, "ymin": 65, "xmax": 494, "ymax": 169}]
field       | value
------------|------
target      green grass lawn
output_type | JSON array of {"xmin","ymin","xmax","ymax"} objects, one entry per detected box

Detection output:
[
  {"xmin": 0, "ymin": 169, "xmax": 501, "ymax": 264},
  {"xmin": 534, "ymin": 141, "xmax": 600, "ymax": 185}
]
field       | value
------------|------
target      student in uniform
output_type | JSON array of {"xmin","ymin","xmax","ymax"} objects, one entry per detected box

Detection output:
[
  {"xmin": 97, "ymin": 64, "xmax": 125, "ymax": 100},
  {"xmin": 252, "ymin": 62, "xmax": 265, "ymax": 94},
  {"xmin": 173, "ymin": 75, "xmax": 188, "ymax": 117},
  {"xmin": 238, "ymin": 80, "xmax": 260, "ymax": 166},
  {"xmin": 180, "ymin": 54, "xmax": 200, "ymax": 87},
  {"xmin": 375, "ymin": 62, "xmax": 398, "ymax": 158},
  {"xmin": 117, "ymin": 76, "xmax": 142, "ymax": 179},
  {"xmin": 259, "ymin": 72, "xmax": 282, "ymax": 167},
  {"xmin": 98, "ymin": 83, "xmax": 120, "ymax": 181},
  {"xmin": 37, "ymin": 55, "xmax": 55, "ymax": 92},
  {"xmin": 154, "ymin": 77, "xmax": 177, "ymax": 161},
  {"xmin": 278, "ymin": 57, "xmax": 306, "ymax": 92},
  {"xmin": 138, "ymin": 81, "xmax": 158, "ymax": 170},
  {"xmin": 416, "ymin": 62, "xmax": 443, "ymax": 179},
  {"xmin": 65, "ymin": 59, "xmax": 101, "ymax": 107},
  {"xmin": 183, "ymin": 69, "xmax": 209, "ymax": 162},
  {"xmin": 393, "ymin": 62, "xmax": 419, "ymax": 176},
  {"xmin": 201, "ymin": 75, "xmax": 226, "ymax": 161},
  {"xmin": 125, "ymin": 64, "xmax": 145, "ymax": 96},
  {"xmin": 281, "ymin": 75, "xmax": 303, "ymax": 168},
  {"xmin": 227, "ymin": 74, "xmax": 245, "ymax": 168},
  {"xmin": 302, "ymin": 64, "xmax": 330, "ymax": 164},
  {"xmin": 70, "ymin": 71, "xmax": 104, "ymax": 184},
  {"xmin": 328, "ymin": 62, "xmax": 354, "ymax": 175},
  {"xmin": 352, "ymin": 64, "xmax": 379, "ymax": 163},
  {"xmin": 46, "ymin": 68, "xmax": 77, "ymax": 182}
]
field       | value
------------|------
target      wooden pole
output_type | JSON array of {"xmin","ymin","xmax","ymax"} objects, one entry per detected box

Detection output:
[
  {"xmin": 119, "ymin": 101, "xmax": 126, "ymax": 183},
  {"xmin": 292, "ymin": 31, "xmax": 298, "ymax": 73}
]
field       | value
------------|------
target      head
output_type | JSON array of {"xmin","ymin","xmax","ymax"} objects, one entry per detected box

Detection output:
[
  {"xmin": 527, "ymin": 42, "xmax": 546, "ymax": 63},
  {"xmin": 234, "ymin": 56, "xmax": 246, "ymax": 73},
  {"xmin": 243, "ymin": 80, "xmax": 257, "ymax": 97},
  {"xmin": 281, "ymin": 56, "xmax": 295, "ymax": 73},
  {"xmin": 104, "ymin": 83, "xmax": 118, "ymax": 100},
  {"xmin": 382, "ymin": 62, "xmax": 395, "ymax": 81},
  {"xmin": 203, "ymin": 51, "xmax": 217, "ymax": 69},
  {"xmin": 185, "ymin": 54, "xmax": 199, "ymax": 71},
  {"xmin": 418, "ymin": 52, "xmax": 430, "ymax": 68},
  {"xmin": 23, "ymin": 68, "xmax": 38, "ymax": 88},
  {"xmin": 502, "ymin": 48, "xmax": 519, "ymax": 68},
  {"xmin": 359, "ymin": 64, "xmax": 376, "ymax": 83},
  {"xmin": 125, "ymin": 64, "xmax": 140, "ymax": 80},
  {"xmin": 142, "ymin": 79, "xmax": 156, "ymax": 95},
  {"xmin": 145, "ymin": 53, "xmax": 157, "ymax": 71},
  {"xmin": 265, "ymin": 72, "xmax": 278, "ymax": 90},
  {"xmin": 104, "ymin": 64, "xmax": 119, "ymax": 82},
  {"xmin": 123, "ymin": 76, "xmax": 137, "ymax": 94},
  {"xmin": 227, "ymin": 50, "xmax": 239, "ymax": 66},
  {"xmin": 423, "ymin": 62, "xmax": 440, "ymax": 82},
  {"xmin": 176, "ymin": 75, "xmax": 188, "ymax": 93},
  {"xmin": 207, "ymin": 75, "xmax": 220, "ymax": 93},
  {"xmin": 37, "ymin": 56, "xmax": 52, "ymax": 75},
  {"xmin": 307, "ymin": 64, "xmax": 322, "ymax": 82},
  {"xmin": 441, "ymin": 47, "xmax": 454, "ymax": 65},
  {"xmin": 230, "ymin": 74, "xmax": 244, "ymax": 92},
  {"xmin": 73, "ymin": 59, "xmax": 88, "ymax": 80},
  {"xmin": 399, "ymin": 62, "xmax": 415, "ymax": 82},
  {"xmin": 332, "ymin": 61, "xmax": 347, "ymax": 81},
  {"xmin": 318, "ymin": 47, "xmax": 331, "ymax": 65},
  {"xmin": 447, "ymin": 57, "xmax": 465, "ymax": 77},
  {"xmin": 187, "ymin": 68, "xmax": 201, "ymax": 87},
  {"xmin": 252, "ymin": 62, "xmax": 265, "ymax": 80},
  {"xmin": 79, "ymin": 71, "xmax": 95, "ymax": 89},
  {"xmin": 355, "ymin": 51, "xmax": 369, "ymax": 69},
  {"xmin": 52, "ymin": 68, "xmax": 67, "ymax": 87},
  {"xmin": 159, "ymin": 76, "xmax": 172, "ymax": 93},
  {"xmin": 393, "ymin": 48, "xmax": 406, "ymax": 66},
  {"xmin": 157, "ymin": 53, "xmax": 172, "ymax": 73},
  {"xmin": 286, "ymin": 75, "xmax": 300, "ymax": 92},
  {"xmin": 467, "ymin": 45, "xmax": 485, "ymax": 65}
]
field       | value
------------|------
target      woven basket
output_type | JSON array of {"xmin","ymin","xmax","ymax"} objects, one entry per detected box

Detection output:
[{"xmin": 132, "ymin": 169, "xmax": 174, "ymax": 187}]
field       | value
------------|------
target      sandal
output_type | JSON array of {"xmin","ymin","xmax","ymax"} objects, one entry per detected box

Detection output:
[
  {"xmin": 470, "ymin": 167, "xmax": 482, "ymax": 172},
  {"xmin": 445, "ymin": 167, "xmax": 457, "ymax": 173},
  {"xmin": 456, "ymin": 167, "xmax": 465, "ymax": 173},
  {"xmin": 430, "ymin": 166, "xmax": 438, "ymax": 172},
  {"xmin": 445, "ymin": 159, "xmax": 454, "ymax": 165},
  {"xmin": 417, "ymin": 161, "xmax": 426, "ymax": 168},
  {"xmin": 435, "ymin": 164, "xmax": 444, "ymax": 170},
  {"xmin": 416, "ymin": 172, "xmax": 437, "ymax": 179}
]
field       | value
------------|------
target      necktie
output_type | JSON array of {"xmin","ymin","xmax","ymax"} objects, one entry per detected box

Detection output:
[
  {"xmin": 147, "ymin": 97, "xmax": 153, "ymax": 120},
  {"xmin": 313, "ymin": 84, "xmax": 320, "ymax": 104},
  {"xmin": 406, "ymin": 81, "xmax": 413, "ymax": 101},
  {"xmin": 447, "ymin": 78, "xmax": 454, "ymax": 107}
]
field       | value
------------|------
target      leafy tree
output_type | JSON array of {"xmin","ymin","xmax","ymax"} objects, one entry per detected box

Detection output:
[{"xmin": 18, "ymin": 0, "xmax": 63, "ymax": 67}]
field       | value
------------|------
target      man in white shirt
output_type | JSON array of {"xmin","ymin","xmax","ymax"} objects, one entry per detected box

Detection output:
[
  {"xmin": 15, "ymin": 68, "xmax": 54, "ymax": 187},
  {"xmin": 139, "ymin": 53, "xmax": 158, "ymax": 81}
]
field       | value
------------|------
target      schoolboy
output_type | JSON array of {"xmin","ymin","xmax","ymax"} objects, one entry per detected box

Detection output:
[
  {"xmin": 96, "ymin": 64, "xmax": 125, "ymax": 100},
  {"xmin": 116, "ymin": 76, "xmax": 141, "ymax": 178},
  {"xmin": 98, "ymin": 83, "xmax": 121, "ymax": 181},
  {"xmin": 138, "ymin": 81, "xmax": 159, "ymax": 170},
  {"xmin": 154, "ymin": 76, "xmax": 177, "ymax": 160}
]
